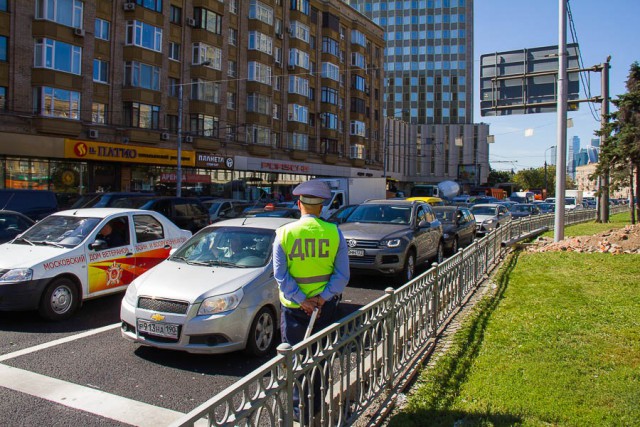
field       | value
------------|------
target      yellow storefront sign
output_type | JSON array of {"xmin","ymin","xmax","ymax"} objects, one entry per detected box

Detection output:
[{"xmin": 64, "ymin": 139, "xmax": 195, "ymax": 167}]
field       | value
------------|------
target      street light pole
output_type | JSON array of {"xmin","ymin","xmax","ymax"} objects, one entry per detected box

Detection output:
[
  {"xmin": 176, "ymin": 85, "xmax": 183, "ymax": 197},
  {"xmin": 554, "ymin": 0, "xmax": 568, "ymax": 242}
]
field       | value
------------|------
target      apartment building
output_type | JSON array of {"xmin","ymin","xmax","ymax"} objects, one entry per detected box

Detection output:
[{"xmin": 0, "ymin": 0, "xmax": 384, "ymax": 197}]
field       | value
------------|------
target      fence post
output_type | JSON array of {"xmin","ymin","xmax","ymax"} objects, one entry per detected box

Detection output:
[
  {"xmin": 431, "ymin": 262, "xmax": 439, "ymax": 334},
  {"xmin": 277, "ymin": 343, "xmax": 294, "ymax": 427},
  {"xmin": 457, "ymin": 247, "xmax": 465, "ymax": 306},
  {"xmin": 384, "ymin": 287, "xmax": 395, "ymax": 391}
]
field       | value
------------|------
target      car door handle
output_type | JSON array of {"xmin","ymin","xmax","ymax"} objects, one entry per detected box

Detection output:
[
  {"xmin": 125, "ymin": 252, "xmax": 133, "ymax": 256},
  {"xmin": 164, "ymin": 245, "xmax": 171, "ymax": 249}
]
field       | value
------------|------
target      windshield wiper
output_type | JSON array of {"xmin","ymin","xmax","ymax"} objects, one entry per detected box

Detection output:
[
  {"xmin": 185, "ymin": 259, "xmax": 212, "ymax": 266},
  {"xmin": 206, "ymin": 260, "xmax": 237, "ymax": 267},
  {"xmin": 42, "ymin": 241, "xmax": 65, "ymax": 248},
  {"xmin": 13, "ymin": 237, "xmax": 35, "ymax": 246},
  {"xmin": 169, "ymin": 256, "xmax": 188, "ymax": 263}
]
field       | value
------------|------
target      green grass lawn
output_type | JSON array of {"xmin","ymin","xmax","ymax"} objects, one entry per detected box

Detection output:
[
  {"xmin": 390, "ymin": 214, "xmax": 640, "ymax": 427},
  {"xmin": 541, "ymin": 211, "xmax": 634, "ymax": 239}
]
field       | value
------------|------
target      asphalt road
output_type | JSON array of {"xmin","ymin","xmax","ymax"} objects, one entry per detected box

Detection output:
[{"xmin": 0, "ymin": 273, "xmax": 400, "ymax": 426}]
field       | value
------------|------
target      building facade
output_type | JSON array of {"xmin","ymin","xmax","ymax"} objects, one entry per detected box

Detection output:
[{"xmin": 0, "ymin": 0, "xmax": 385, "ymax": 198}]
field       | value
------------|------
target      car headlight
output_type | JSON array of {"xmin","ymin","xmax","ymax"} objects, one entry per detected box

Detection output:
[
  {"xmin": 484, "ymin": 219, "xmax": 495, "ymax": 225},
  {"xmin": 380, "ymin": 238, "xmax": 401, "ymax": 248},
  {"xmin": 0, "ymin": 268, "xmax": 33, "ymax": 284},
  {"xmin": 198, "ymin": 289, "xmax": 244, "ymax": 316}
]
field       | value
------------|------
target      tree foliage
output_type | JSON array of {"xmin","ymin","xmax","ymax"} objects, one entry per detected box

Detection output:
[{"xmin": 486, "ymin": 169, "xmax": 514, "ymax": 186}]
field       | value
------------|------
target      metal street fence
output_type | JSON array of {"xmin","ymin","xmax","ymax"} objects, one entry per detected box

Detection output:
[{"xmin": 172, "ymin": 206, "xmax": 627, "ymax": 427}]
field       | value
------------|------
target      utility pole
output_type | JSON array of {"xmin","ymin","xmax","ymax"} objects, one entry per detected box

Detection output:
[
  {"xmin": 553, "ymin": 0, "xmax": 567, "ymax": 242},
  {"xmin": 598, "ymin": 56, "xmax": 611, "ymax": 222}
]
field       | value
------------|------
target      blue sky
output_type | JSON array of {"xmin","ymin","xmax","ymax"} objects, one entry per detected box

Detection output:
[{"xmin": 474, "ymin": 0, "xmax": 640, "ymax": 171}]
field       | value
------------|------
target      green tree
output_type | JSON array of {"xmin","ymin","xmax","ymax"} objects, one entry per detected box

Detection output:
[
  {"xmin": 486, "ymin": 169, "xmax": 513, "ymax": 186},
  {"xmin": 597, "ymin": 62, "xmax": 640, "ymax": 223}
]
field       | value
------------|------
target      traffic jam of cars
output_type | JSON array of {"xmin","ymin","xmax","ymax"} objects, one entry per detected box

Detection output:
[{"xmin": 0, "ymin": 183, "xmax": 597, "ymax": 357}]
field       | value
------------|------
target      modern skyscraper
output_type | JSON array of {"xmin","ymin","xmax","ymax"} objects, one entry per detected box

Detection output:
[
  {"xmin": 348, "ymin": 0, "xmax": 473, "ymax": 125},
  {"xmin": 568, "ymin": 135, "xmax": 580, "ymax": 179}
]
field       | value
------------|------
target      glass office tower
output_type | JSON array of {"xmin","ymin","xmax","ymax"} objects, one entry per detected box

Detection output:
[{"xmin": 348, "ymin": 0, "xmax": 473, "ymax": 125}]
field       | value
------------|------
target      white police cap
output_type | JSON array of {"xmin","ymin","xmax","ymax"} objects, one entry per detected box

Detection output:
[{"xmin": 293, "ymin": 180, "xmax": 332, "ymax": 205}]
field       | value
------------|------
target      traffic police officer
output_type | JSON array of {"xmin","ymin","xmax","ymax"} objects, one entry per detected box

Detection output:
[
  {"xmin": 273, "ymin": 179, "xmax": 350, "ymax": 344},
  {"xmin": 273, "ymin": 179, "xmax": 350, "ymax": 420}
]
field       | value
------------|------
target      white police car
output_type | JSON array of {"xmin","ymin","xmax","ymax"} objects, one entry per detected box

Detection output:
[{"xmin": 0, "ymin": 208, "xmax": 191, "ymax": 320}]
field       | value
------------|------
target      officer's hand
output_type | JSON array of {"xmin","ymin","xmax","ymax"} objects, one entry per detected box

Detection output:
[
  {"xmin": 314, "ymin": 296, "xmax": 326, "ymax": 307},
  {"xmin": 299, "ymin": 298, "xmax": 317, "ymax": 316}
]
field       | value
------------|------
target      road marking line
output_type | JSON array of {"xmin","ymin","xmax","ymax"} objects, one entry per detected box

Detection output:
[
  {"xmin": 0, "ymin": 323, "xmax": 121, "ymax": 362},
  {"xmin": 0, "ymin": 364, "xmax": 185, "ymax": 426}
]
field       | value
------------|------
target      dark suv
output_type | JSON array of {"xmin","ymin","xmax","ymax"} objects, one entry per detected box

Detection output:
[
  {"xmin": 338, "ymin": 199, "xmax": 443, "ymax": 284},
  {"xmin": 70, "ymin": 192, "xmax": 156, "ymax": 209},
  {"xmin": 0, "ymin": 189, "xmax": 58, "ymax": 221},
  {"xmin": 139, "ymin": 197, "xmax": 210, "ymax": 233}
]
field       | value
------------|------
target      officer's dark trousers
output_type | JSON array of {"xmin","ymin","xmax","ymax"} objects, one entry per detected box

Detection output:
[{"xmin": 280, "ymin": 297, "xmax": 339, "ymax": 423}]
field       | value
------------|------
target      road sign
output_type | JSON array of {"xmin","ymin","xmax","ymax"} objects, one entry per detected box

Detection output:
[{"xmin": 480, "ymin": 44, "xmax": 580, "ymax": 116}]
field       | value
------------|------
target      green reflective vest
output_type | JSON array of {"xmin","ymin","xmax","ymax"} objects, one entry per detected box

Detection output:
[{"xmin": 277, "ymin": 217, "xmax": 340, "ymax": 308}]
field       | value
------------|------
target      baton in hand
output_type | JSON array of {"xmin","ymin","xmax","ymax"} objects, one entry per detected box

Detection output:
[{"xmin": 304, "ymin": 307, "xmax": 319, "ymax": 339}]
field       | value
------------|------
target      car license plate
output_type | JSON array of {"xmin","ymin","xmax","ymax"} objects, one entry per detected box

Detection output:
[
  {"xmin": 348, "ymin": 248, "xmax": 364, "ymax": 257},
  {"xmin": 137, "ymin": 319, "xmax": 179, "ymax": 339}
]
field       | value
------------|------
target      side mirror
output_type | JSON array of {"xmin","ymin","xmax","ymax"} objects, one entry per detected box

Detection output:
[{"xmin": 90, "ymin": 239, "xmax": 108, "ymax": 251}]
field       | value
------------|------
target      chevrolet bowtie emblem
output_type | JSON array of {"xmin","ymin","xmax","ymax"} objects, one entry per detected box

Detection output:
[{"xmin": 151, "ymin": 313, "xmax": 165, "ymax": 321}]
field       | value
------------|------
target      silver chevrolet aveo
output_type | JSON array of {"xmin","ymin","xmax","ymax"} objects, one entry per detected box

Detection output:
[{"xmin": 121, "ymin": 217, "xmax": 295, "ymax": 357}]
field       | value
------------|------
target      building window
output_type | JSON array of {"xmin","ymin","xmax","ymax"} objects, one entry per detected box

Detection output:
[
  {"xmin": 229, "ymin": 28, "xmax": 237, "ymax": 46},
  {"xmin": 272, "ymin": 103, "xmax": 280, "ymax": 119},
  {"xmin": 350, "ymin": 120, "xmax": 365, "ymax": 137},
  {"xmin": 93, "ymin": 59, "xmax": 109, "ymax": 83},
  {"xmin": 248, "ymin": 0, "xmax": 273, "ymax": 25},
  {"xmin": 351, "ymin": 29, "xmax": 366, "ymax": 47},
  {"xmin": 350, "ymin": 144, "xmax": 365, "ymax": 159},
  {"xmin": 288, "ymin": 76, "xmax": 309, "ymax": 97},
  {"xmin": 34, "ymin": 86, "xmax": 81, "ymax": 120},
  {"xmin": 228, "ymin": 60, "xmax": 237, "ymax": 77},
  {"xmin": 247, "ymin": 61, "xmax": 272, "ymax": 85},
  {"xmin": 92, "ymin": 102, "xmax": 106, "ymax": 124},
  {"xmin": 34, "ymin": 38, "xmax": 82, "ymax": 75},
  {"xmin": 287, "ymin": 133, "xmax": 308, "ymax": 150},
  {"xmin": 194, "ymin": 8, "xmax": 222, "ymax": 35},
  {"xmin": 0, "ymin": 87, "xmax": 7, "ymax": 110},
  {"xmin": 170, "ymin": 5, "xmax": 182, "ymax": 24},
  {"xmin": 248, "ymin": 31, "xmax": 273, "ymax": 55},
  {"xmin": 321, "ymin": 62, "xmax": 339, "ymax": 81},
  {"xmin": 288, "ymin": 104, "xmax": 308, "ymax": 124},
  {"xmin": 126, "ymin": 21, "xmax": 162, "ymax": 52},
  {"xmin": 351, "ymin": 52, "xmax": 365, "ymax": 69},
  {"xmin": 321, "ymin": 37, "xmax": 339, "ymax": 57},
  {"xmin": 352, "ymin": 74, "xmax": 366, "ymax": 92},
  {"xmin": 289, "ymin": 49, "xmax": 309, "ymax": 69},
  {"xmin": 166, "ymin": 114, "xmax": 178, "ymax": 132},
  {"xmin": 123, "ymin": 102, "xmax": 159, "ymax": 129},
  {"xmin": 168, "ymin": 78, "xmax": 179, "ymax": 97},
  {"xmin": 0, "ymin": 0, "xmax": 6, "ymax": 12},
  {"xmin": 290, "ymin": 21, "xmax": 310, "ymax": 43},
  {"xmin": 321, "ymin": 87, "xmax": 338, "ymax": 105},
  {"xmin": 246, "ymin": 124, "xmax": 270, "ymax": 145},
  {"xmin": 192, "ymin": 43, "xmax": 222, "ymax": 69},
  {"xmin": 0, "ymin": 36, "xmax": 6, "ymax": 61},
  {"xmin": 169, "ymin": 42, "xmax": 180, "ymax": 61},
  {"xmin": 190, "ymin": 114, "xmax": 218, "ymax": 137},
  {"xmin": 229, "ymin": 0, "xmax": 238, "ymax": 14},
  {"xmin": 227, "ymin": 92, "xmax": 236, "ymax": 110},
  {"xmin": 134, "ymin": 0, "xmax": 162, "ymax": 13},
  {"xmin": 290, "ymin": 0, "xmax": 309, "ymax": 15},
  {"xmin": 35, "ymin": 0, "xmax": 83, "ymax": 29},
  {"xmin": 321, "ymin": 112, "xmax": 338, "ymax": 129},
  {"xmin": 247, "ymin": 93, "xmax": 271, "ymax": 115},
  {"xmin": 190, "ymin": 79, "xmax": 220, "ymax": 104},
  {"xmin": 124, "ymin": 61, "xmax": 160, "ymax": 91},
  {"xmin": 95, "ymin": 19, "xmax": 110, "ymax": 41}
]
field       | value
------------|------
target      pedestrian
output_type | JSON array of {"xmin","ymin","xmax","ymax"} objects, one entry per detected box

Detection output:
[
  {"xmin": 273, "ymin": 179, "xmax": 350, "ymax": 423},
  {"xmin": 97, "ymin": 220, "xmax": 126, "ymax": 248}
]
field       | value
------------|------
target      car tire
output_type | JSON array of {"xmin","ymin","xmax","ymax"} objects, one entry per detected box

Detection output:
[
  {"xmin": 450, "ymin": 237, "xmax": 458, "ymax": 255},
  {"xmin": 435, "ymin": 241, "xmax": 444, "ymax": 263},
  {"xmin": 396, "ymin": 250, "xmax": 416, "ymax": 285},
  {"xmin": 38, "ymin": 277, "xmax": 79, "ymax": 321},
  {"xmin": 245, "ymin": 306, "xmax": 277, "ymax": 357}
]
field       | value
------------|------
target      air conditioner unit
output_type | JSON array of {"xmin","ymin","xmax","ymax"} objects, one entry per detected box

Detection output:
[
  {"xmin": 160, "ymin": 132, "xmax": 170, "ymax": 140},
  {"xmin": 74, "ymin": 28, "xmax": 85, "ymax": 37},
  {"xmin": 123, "ymin": 2, "xmax": 135, "ymax": 11},
  {"xmin": 184, "ymin": 135, "xmax": 193, "ymax": 143},
  {"xmin": 340, "ymin": 34, "xmax": 344, "ymax": 40},
  {"xmin": 186, "ymin": 17, "xmax": 196, "ymax": 27},
  {"xmin": 276, "ymin": 33, "xmax": 283, "ymax": 39},
  {"xmin": 88, "ymin": 129, "xmax": 99, "ymax": 139}
]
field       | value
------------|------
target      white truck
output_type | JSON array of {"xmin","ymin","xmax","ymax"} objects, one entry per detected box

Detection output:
[
  {"xmin": 410, "ymin": 181, "xmax": 460, "ymax": 201},
  {"xmin": 312, "ymin": 177, "xmax": 387, "ymax": 219},
  {"xmin": 565, "ymin": 189, "xmax": 583, "ymax": 205}
]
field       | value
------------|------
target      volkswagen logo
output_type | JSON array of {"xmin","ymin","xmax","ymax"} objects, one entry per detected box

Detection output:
[{"xmin": 347, "ymin": 239, "xmax": 357, "ymax": 248}]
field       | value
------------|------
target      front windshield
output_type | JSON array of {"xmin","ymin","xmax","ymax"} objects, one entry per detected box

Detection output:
[
  {"xmin": 345, "ymin": 204, "xmax": 411, "ymax": 224},
  {"xmin": 565, "ymin": 198, "xmax": 577, "ymax": 205},
  {"xmin": 171, "ymin": 227, "xmax": 275, "ymax": 268},
  {"xmin": 471, "ymin": 206, "xmax": 497, "ymax": 216},
  {"xmin": 510, "ymin": 205, "xmax": 530, "ymax": 213},
  {"xmin": 16, "ymin": 216, "xmax": 102, "ymax": 247}
]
